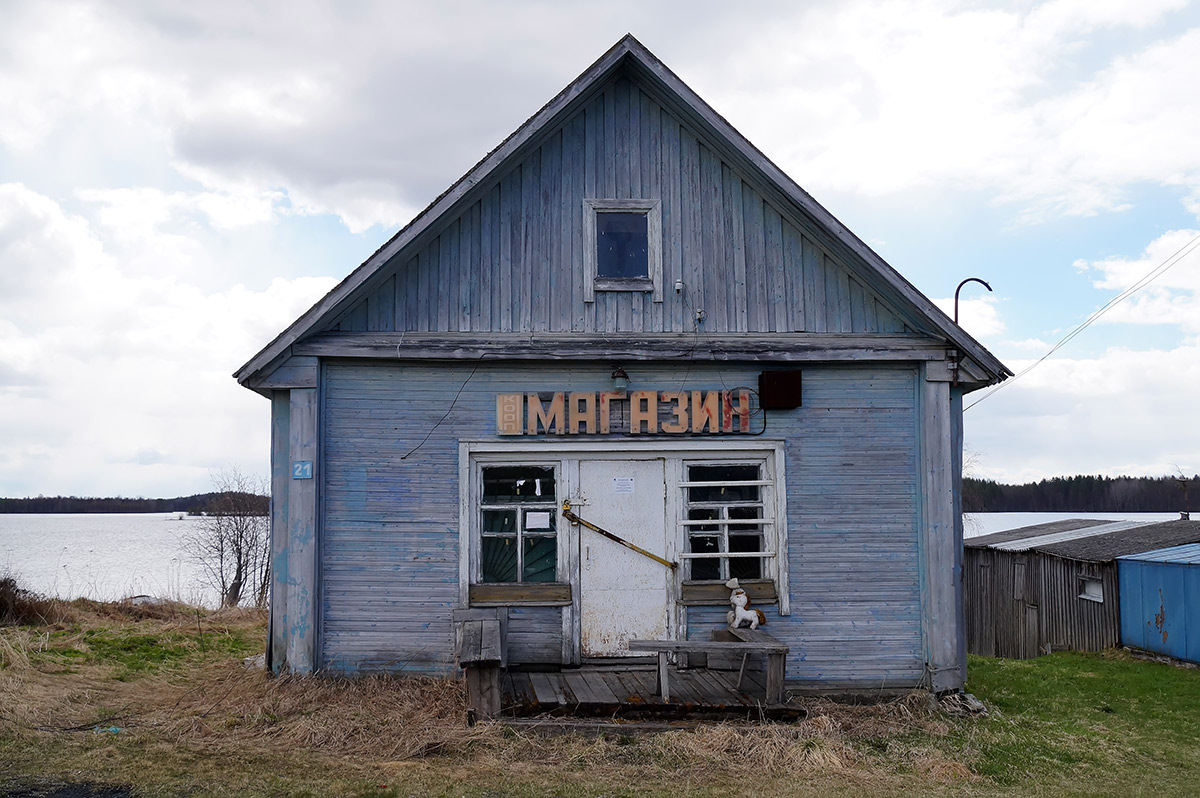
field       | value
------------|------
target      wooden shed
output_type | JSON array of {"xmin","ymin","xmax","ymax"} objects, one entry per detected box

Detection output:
[
  {"xmin": 236, "ymin": 35, "xmax": 1009, "ymax": 693},
  {"xmin": 965, "ymin": 519, "xmax": 1200, "ymax": 659}
]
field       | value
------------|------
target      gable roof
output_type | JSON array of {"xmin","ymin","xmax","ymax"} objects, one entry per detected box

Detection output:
[{"xmin": 235, "ymin": 34, "xmax": 1010, "ymax": 388}]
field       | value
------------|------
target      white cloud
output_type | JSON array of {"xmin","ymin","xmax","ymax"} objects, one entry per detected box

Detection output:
[
  {"xmin": 0, "ymin": 185, "xmax": 335, "ymax": 497},
  {"xmin": 967, "ymin": 340, "xmax": 1200, "ymax": 482},
  {"xmin": 1074, "ymin": 228, "xmax": 1200, "ymax": 332}
]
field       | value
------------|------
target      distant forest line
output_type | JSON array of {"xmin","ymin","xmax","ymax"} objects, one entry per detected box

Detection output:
[
  {"xmin": 0, "ymin": 493, "xmax": 269, "ymax": 515},
  {"xmin": 4, "ymin": 475, "xmax": 1195, "ymax": 515},
  {"xmin": 964, "ymin": 474, "xmax": 1197, "ymax": 513}
]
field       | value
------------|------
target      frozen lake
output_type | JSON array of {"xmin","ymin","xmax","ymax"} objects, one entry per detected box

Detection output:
[{"xmin": 0, "ymin": 512, "xmax": 217, "ymax": 607}]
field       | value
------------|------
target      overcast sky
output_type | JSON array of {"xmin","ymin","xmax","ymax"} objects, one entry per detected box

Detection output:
[{"xmin": 2, "ymin": 0, "xmax": 1198, "ymax": 498}]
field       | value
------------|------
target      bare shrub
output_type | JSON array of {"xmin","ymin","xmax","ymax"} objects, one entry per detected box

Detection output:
[{"xmin": 185, "ymin": 467, "xmax": 270, "ymax": 607}]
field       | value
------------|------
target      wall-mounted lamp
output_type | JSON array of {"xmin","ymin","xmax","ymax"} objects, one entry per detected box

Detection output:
[{"xmin": 610, "ymin": 365, "xmax": 630, "ymax": 392}]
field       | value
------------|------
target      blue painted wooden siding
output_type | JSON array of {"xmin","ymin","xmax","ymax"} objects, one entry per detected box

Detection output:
[
  {"xmin": 685, "ymin": 368, "xmax": 923, "ymax": 686},
  {"xmin": 320, "ymin": 360, "xmax": 922, "ymax": 682},
  {"xmin": 1119, "ymin": 558, "xmax": 1200, "ymax": 664},
  {"xmin": 326, "ymin": 76, "xmax": 911, "ymax": 337}
]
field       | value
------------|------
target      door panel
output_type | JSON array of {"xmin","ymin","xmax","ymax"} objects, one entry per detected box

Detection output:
[{"xmin": 578, "ymin": 458, "xmax": 670, "ymax": 656}]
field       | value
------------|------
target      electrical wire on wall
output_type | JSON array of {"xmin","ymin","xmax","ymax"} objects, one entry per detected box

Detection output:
[{"xmin": 965, "ymin": 230, "xmax": 1200, "ymax": 412}]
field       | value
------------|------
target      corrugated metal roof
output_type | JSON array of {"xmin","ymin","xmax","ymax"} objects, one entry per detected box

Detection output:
[
  {"xmin": 1117, "ymin": 542, "xmax": 1200, "ymax": 564},
  {"xmin": 967, "ymin": 519, "xmax": 1200, "ymax": 562},
  {"xmin": 974, "ymin": 520, "xmax": 1148, "ymax": 552},
  {"xmin": 964, "ymin": 518, "xmax": 1111, "ymax": 549}
]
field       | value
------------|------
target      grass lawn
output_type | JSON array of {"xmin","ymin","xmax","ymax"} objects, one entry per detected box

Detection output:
[{"xmin": 2, "ymin": 594, "xmax": 1198, "ymax": 797}]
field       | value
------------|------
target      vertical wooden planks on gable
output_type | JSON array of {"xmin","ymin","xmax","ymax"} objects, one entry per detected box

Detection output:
[
  {"xmin": 439, "ymin": 221, "xmax": 456, "ymax": 332},
  {"xmin": 699, "ymin": 145, "xmax": 726, "ymax": 331},
  {"xmin": 681, "ymin": 131, "xmax": 703, "ymax": 331},
  {"xmin": 520, "ymin": 157, "xmax": 538, "ymax": 333},
  {"xmin": 764, "ymin": 205, "xmax": 787, "ymax": 332},
  {"xmin": 539, "ymin": 135, "xmax": 561, "ymax": 333},
  {"xmin": 644, "ymin": 91, "xmax": 664, "ymax": 332},
  {"xmin": 661, "ymin": 115, "xmax": 684, "ymax": 333},
  {"xmin": 477, "ymin": 188, "xmax": 497, "ymax": 332},
  {"xmin": 802, "ymin": 236, "xmax": 825, "ymax": 333},
  {"xmin": 724, "ymin": 170, "xmax": 748, "ymax": 332},
  {"xmin": 742, "ymin": 186, "xmax": 766, "ymax": 332},
  {"xmin": 286, "ymin": 387, "xmax": 319, "ymax": 673},
  {"xmin": 627, "ymin": 83, "xmax": 643, "ymax": 332},
  {"xmin": 369, "ymin": 276, "xmax": 395, "ymax": 332},
  {"xmin": 564, "ymin": 112, "xmax": 585, "ymax": 332},
  {"xmin": 783, "ymin": 222, "xmax": 806, "ymax": 332},
  {"xmin": 459, "ymin": 204, "xmax": 476, "ymax": 332},
  {"xmin": 499, "ymin": 169, "xmax": 517, "ymax": 332},
  {"xmin": 400, "ymin": 256, "xmax": 419, "ymax": 332}
]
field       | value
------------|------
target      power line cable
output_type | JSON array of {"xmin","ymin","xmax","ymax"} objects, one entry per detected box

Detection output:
[{"xmin": 965, "ymin": 230, "xmax": 1200, "ymax": 411}]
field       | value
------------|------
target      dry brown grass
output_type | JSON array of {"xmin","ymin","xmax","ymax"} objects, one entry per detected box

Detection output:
[{"xmin": 1, "ymin": 599, "xmax": 986, "ymax": 796}]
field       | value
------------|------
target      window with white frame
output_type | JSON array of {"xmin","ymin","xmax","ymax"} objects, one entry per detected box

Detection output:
[
  {"xmin": 681, "ymin": 461, "xmax": 775, "ymax": 583},
  {"xmin": 479, "ymin": 465, "xmax": 558, "ymax": 583},
  {"xmin": 583, "ymin": 198, "xmax": 662, "ymax": 302}
]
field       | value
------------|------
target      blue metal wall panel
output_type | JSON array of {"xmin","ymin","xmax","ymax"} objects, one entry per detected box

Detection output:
[
  {"xmin": 1118, "ymin": 558, "xmax": 1199, "ymax": 664},
  {"xmin": 321, "ymin": 360, "xmax": 923, "ymax": 683}
]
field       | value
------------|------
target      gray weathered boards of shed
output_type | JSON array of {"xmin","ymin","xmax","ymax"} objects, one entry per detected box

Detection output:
[
  {"xmin": 965, "ymin": 519, "xmax": 1200, "ymax": 659},
  {"xmin": 236, "ymin": 35, "xmax": 1010, "ymax": 694}
]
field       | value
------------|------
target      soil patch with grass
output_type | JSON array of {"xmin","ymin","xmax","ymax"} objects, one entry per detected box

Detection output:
[{"xmin": 2, "ymin": 580, "xmax": 1199, "ymax": 797}]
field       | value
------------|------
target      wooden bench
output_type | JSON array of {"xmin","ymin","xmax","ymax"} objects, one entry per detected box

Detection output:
[
  {"xmin": 454, "ymin": 610, "xmax": 505, "ymax": 720},
  {"xmin": 628, "ymin": 628, "xmax": 789, "ymax": 704}
]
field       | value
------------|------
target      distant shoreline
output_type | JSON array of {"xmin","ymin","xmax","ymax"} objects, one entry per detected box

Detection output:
[{"xmin": 0, "ymin": 493, "xmax": 261, "ymax": 514}]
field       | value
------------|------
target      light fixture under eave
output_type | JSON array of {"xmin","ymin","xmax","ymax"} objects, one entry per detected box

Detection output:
[{"xmin": 611, "ymin": 365, "xmax": 630, "ymax": 391}]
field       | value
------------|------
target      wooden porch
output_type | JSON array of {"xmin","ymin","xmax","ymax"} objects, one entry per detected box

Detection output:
[{"xmin": 496, "ymin": 659, "xmax": 806, "ymax": 721}]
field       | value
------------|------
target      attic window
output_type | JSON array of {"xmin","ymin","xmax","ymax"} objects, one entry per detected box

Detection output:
[{"xmin": 583, "ymin": 198, "xmax": 662, "ymax": 302}]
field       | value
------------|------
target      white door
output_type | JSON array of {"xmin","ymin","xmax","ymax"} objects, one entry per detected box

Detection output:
[{"xmin": 578, "ymin": 458, "xmax": 671, "ymax": 656}]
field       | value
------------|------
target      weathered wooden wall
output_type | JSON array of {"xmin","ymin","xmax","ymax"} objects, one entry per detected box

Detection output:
[
  {"xmin": 326, "ymin": 76, "xmax": 912, "ymax": 338},
  {"xmin": 964, "ymin": 549, "xmax": 1119, "ymax": 658},
  {"xmin": 317, "ymin": 359, "xmax": 927, "ymax": 685}
]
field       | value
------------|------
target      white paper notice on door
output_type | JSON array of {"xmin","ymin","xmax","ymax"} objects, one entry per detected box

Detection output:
[
  {"xmin": 526, "ymin": 511, "xmax": 552, "ymax": 529},
  {"xmin": 612, "ymin": 477, "xmax": 635, "ymax": 494}
]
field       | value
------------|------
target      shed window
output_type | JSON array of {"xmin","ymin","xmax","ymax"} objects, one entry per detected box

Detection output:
[
  {"xmin": 1078, "ymin": 577, "xmax": 1103, "ymax": 603},
  {"xmin": 583, "ymin": 198, "xmax": 662, "ymax": 302},
  {"xmin": 479, "ymin": 465, "xmax": 558, "ymax": 583},
  {"xmin": 681, "ymin": 462, "xmax": 773, "ymax": 582}
]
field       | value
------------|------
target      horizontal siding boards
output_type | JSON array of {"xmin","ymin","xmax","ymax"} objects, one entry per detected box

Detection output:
[
  {"xmin": 785, "ymin": 366, "xmax": 923, "ymax": 686},
  {"xmin": 323, "ymin": 79, "xmax": 909, "ymax": 338},
  {"xmin": 321, "ymin": 360, "xmax": 924, "ymax": 685}
]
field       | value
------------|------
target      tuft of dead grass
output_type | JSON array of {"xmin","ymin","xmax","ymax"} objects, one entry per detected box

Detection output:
[{"xmin": 0, "ymin": 575, "xmax": 68, "ymax": 626}]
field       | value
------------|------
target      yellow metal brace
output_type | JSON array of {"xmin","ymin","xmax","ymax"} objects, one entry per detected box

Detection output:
[{"xmin": 561, "ymin": 500, "xmax": 677, "ymax": 570}]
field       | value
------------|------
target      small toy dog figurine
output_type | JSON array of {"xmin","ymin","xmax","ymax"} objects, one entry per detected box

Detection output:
[{"xmin": 725, "ymin": 577, "xmax": 766, "ymax": 629}]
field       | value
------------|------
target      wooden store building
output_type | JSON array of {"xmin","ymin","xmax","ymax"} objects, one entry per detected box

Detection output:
[{"xmin": 235, "ymin": 36, "xmax": 1009, "ymax": 694}]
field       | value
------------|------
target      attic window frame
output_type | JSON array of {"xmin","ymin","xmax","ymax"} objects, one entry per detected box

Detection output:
[{"xmin": 583, "ymin": 198, "xmax": 662, "ymax": 303}]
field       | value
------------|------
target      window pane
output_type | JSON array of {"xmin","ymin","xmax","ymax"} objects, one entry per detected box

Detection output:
[
  {"xmin": 689, "ymin": 535, "xmax": 721, "ymax": 581},
  {"xmin": 481, "ymin": 536, "xmax": 518, "ymax": 582},
  {"xmin": 729, "ymin": 534, "xmax": 763, "ymax": 580},
  {"xmin": 482, "ymin": 466, "xmax": 556, "ymax": 503},
  {"xmin": 522, "ymin": 537, "xmax": 557, "ymax": 582},
  {"xmin": 687, "ymin": 464, "xmax": 760, "ymax": 502},
  {"xmin": 596, "ymin": 212, "xmax": 648, "ymax": 279},
  {"xmin": 482, "ymin": 509, "xmax": 516, "ymax": 535},
  {"xmin": 687, "ymin": 507, "xmax": 719, "ymax": 530}
]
